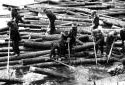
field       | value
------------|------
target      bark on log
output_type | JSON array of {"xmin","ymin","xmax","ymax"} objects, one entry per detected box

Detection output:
[
  {"xmin": 0, "ymin": 78, "xmax": 23, "ymax": 84},
  {"xmin": 67, "ymin": 7, "xmax": 125, "ymax": 27},
  {"xmin": 23, "ymin": 40, "xmax": 94, "ymax": 51},
  {"xmin": 30, "ymin": 66, "xmax": 68, "ymax": 78},
  {"xmin": 0, "ymin": 50, "xmax": 50, "ymax": 62},
  {"xmin": 2, "ymin": 4, "xmax": 19, "ymax": 8},
  {"xmin": 29, "ymin": 57, "xmax": 118, "ymax": 68},
  {"xmin": 22, "ymin": 51, "xmax": 94, "ymax": 66},
  {"xmin": 0, "ymin": 57, "xmax": 118, "ymax": 70},
  {"xmin": 0, "ymin": 27, "xmax": 9, "ymax": 32},
  {"xmin": 84, "ymin": 5, "xmax": 112, "ymax": 10}
]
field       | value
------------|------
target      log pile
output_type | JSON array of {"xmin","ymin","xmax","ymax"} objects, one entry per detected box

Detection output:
[{"xmin": 0, "ymin": 0, "xmax": 125, "ymax": 84}]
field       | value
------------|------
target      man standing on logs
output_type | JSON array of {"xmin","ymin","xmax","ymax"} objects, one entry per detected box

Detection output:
[
  {"xmin": 67, "ymin": 24, "xmax": 77, "ymax": 54},
  {"xmin": 92, "ymin": 29, "xmax": 104, "ymax": 56},
  {"xmin": 50, "ymin": 31, "xmax": 68, "ymax": 59},
  {"xmin": 11, "ymin": 8, "xmax": 24, "ymax": 25},
  {"xmin": 7, "ymin": 21, "xmax": 21, "ymax": 56},
  {"xmin": 91, "ymin": 11, "xmax": 100, "ymax": 30},
  {"xmin": 43, "ymin": 8, "xmax": 57, "ymax": 34},
  {"xmin": 106, "ymin": 31, "xmax": 117, "ymax": 57},
  {"xmin": 120, "ymin": 26, "xmax": 125, "ymax": 54}
]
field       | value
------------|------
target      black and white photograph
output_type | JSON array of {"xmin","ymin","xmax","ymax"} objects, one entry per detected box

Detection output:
[{"xmin": 0, "ymin": 0, "xmax": 125, "ymax": 85}]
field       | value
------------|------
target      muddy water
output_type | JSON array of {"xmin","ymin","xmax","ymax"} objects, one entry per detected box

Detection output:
[{"xmin": 15, "ymin": 65, "xmax": 110, "ymax": 85}]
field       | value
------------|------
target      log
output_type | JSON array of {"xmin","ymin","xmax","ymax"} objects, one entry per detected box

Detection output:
[
  {"xmin": 104, "ymin": 11, "xmax": 125, "ymax": 16},
  {"xmin": 30, "ymin": 66, "xmax": 68, "ymax": 78},
  {"xmin": 2, "ymin": 4, "xmax": 19, "ymax": 8},
  {"xmin": 0, "ymin": 27, "xmax": 9, "ymax": 32},
  {"xmin": 23, "ymin": 40, "xmax": 94, "ymax": 51},
  {"xmin": 67, "ymin": 7, "xmax": 125, "ymax": 27},
  {"xmin": 28, "ymin": 57, "xmax": 117, "ymax": 68},
  {"xmin": 22, "ymin": 51, "xmax": 94, "ymax": 66},
  {"xmin": 0, "ymin": 78, "xmax": 23, "ymax": 84},
  {"xmin": 84, "ymin": 5, "xmax": 112, "ymax": 10},
  {"xmin": 0, "ymin": 57, "xmax": 118, "ymax": 70},
  {"xmin": 23, "ymin": 34, "xmax": 91, "ymax": 41},
  {"xmin": 0, "ymin": 50, "xmax": 50, "ymax": 62},
  {"xmin": 0, "ymin": 46, "xmax": 28, "ymax": 52}
]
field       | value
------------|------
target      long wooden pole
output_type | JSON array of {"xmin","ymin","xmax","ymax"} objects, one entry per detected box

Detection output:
[
  {"xmin": 7, "ymin": 27, "xmax": 10, "ymax": 77},
  {"xmin": 107, "ymin": 41, "xmax": 115, "ymax": 63}
]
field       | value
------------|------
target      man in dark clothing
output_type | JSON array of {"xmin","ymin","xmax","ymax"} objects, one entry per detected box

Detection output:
[
  {"xmin": 106, "ymin": 31, "xmax": 117, "ymax": 56},
  {"xmin": 7, "ymin": 21, "xmax": 21, "ymax": 56},
  {"xmin": 120, "ymin": 26, "xmax": 125, "ymax": 53},
  {"xmin": 50, "ymin": 32, "xmax": 68, "ymax": 59},
  {"xmin": 67, "ymin": 24, "xmax": 77, "ymax": 53},
  {"xmin": 92, "ymin": 29, "xmax": 104, "ymax": 56},
  {"xmin": 43, "ymin": 9, "xmax": 57, "ymax": 34},
  {"xmin": 11, "ymin": 8, "xmax": 24, "ymax": 25},
  {"xmin": 91, "ymin": 11, "xmax": 99, "ymax": 29}
]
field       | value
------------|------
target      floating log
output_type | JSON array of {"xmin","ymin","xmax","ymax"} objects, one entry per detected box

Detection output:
[
  {"xmin": 0, "ymin": 78, "xmax": 23, "ymax": 84},
  {"xmin": 67, "ymin": 7, "xmax": 125, "ymax": 27},
  {"xmin": 0, "ymin": 27, "xmax": 9, "ymax": 32},
  {"xmin": 30, "ymin": 66, "xmax": 68, "ymax": 78},
  {"xmin": 29, "ymin": 57, "xmax": 118, "ymax": 68},
  {"xmin": 23, "ymin": 40, "xmax": 94, "ymax": 50},
  {"xmin": 2, "ymin": 4, "xmax": 19, "ymax": 8},
  {"xmin": 104, "ymin": 11, "xmax": 125, "ymax": 16},
  {"xmin": 22, "ymin": 51, "xmax": 94, "ymax": 66},
  {"xmin": 84, "ymin": 5, "xmax": 112, "ymax": 10},
  {"xmin": 0, "ymin": 52, "xmax": 14, "ymax": 56},
  {"xmin": 0, "ymin": 50, "xmax": 50, "ymax": 62},
  {"xmin": 0, "ymin": 57, "xmax": 118, "ymax": 70}
]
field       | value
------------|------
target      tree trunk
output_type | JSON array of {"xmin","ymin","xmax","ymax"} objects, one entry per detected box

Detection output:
[{"xmin": 30, "ymin": 66, "xmax": 68, "ymax": 78}]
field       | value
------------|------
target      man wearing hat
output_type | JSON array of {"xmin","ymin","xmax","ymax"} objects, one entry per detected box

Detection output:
[
  {"xmin": 50, "ymin": 31, "xmax": 68, "ymax": 59},
  {"xmin": 67, "ymin": 24, "xmax": 77, "ymax": 53},
  {"xmin": 92, "ymin": 28, "xmax": 104, "ymax": 56},
  {"xmin": 91, "ymin": 11, "xmax": 100, "ymax": 30},
  {"xmin": 44, "ymin": 9, "xmax": 57, "ymax": 34},
  {"xmin": 11, "ymin": 8, "xmax": 24, "ymax": 25}
]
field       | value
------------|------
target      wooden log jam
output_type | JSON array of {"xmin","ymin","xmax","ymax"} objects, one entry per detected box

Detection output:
[
  {"xmin": 25, "ymin": 57, "xmax": 118, "ymax": 68},
  {"xmin": 0, "ymin": 50, "xmax": 50, "ymax": 62},
  {"xmin": 30, "ymin": 66, "xmax": 69, "ymax": 78},
  {"xmin": 21, "ymin": 51, "xmax": 94, "ymax": 66},
  {"xmin": 0, "ymin": 51, "xmax": 94, "ymax": 67},
  {"xmin": 67, "ymin": 7, "xmax": 125, "ymax": 27},
  {"xmin": 0, "ymin": 57, "xmax": 119, "ymax": 70}
]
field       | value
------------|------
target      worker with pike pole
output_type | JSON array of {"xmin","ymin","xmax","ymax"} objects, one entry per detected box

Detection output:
[
  {"xmin": 120, "ymin": 26, "xmax": 125, "ymax": 54},
  {"xmin": 92, "ymin": 29, "xmax": 104, "ymax": 57},
  {"xmin": 43, "ymin": 8, "xmax": 57, "ymax": 34},
  {"xmin": 67, "ymin": 23, "xmax": 77, "ymax": 60},
  {"xmin": 11, "ymin": 8, "xmax": 24, "ymax": 25},
  {"xmin": 50, "ymin": 31, "xmax": 68, "ymax": 60},
  {"xmin": 106, "ymin": 30, "xmax": 118, "ymax": 63},
  {"xmin": 50, "ymin": 23, "xmax": 77, "ymax": 60},
  {"xmin": 7, "ymin": 20, "xmax": 21, "ymax": 56}
]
